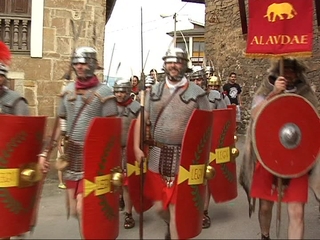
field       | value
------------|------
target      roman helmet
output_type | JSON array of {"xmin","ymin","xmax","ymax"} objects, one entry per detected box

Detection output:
[
  {"xmin": 162, "ymin": 47, "xmax": 190, "ymax": 81},
  {"xmin": 113, "ymin": 78, "xmax": 132, "ymax": 93},
  {"xmin": 0, "ymin": 63, "xmax": 8, "ymax": 78},
  {"xmin": 189, "ymin": 66, "xmax": 206, "ymax": 81},
  {"xmin": 207, "ymin": 75, "xmax": 221, "ymax": 87},
  {"xmin": 72, "ymin": 46, "xmax": 97, "ymax": 78},
  {"xmin": 205, "ymin": 66, "xmax": 214, "ymax": 77}
]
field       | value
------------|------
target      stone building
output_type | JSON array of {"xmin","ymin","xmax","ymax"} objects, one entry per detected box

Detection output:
[
  {"xmin": 186, "ymin": 0, "xmax": 320, "ymax": 133},
  {"xmin": 0, "ymin": 0, "xmax": 116, "ymax": 133}
]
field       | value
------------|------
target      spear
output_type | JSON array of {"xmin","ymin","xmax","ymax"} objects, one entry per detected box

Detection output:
[
  {"xmin": 106, "ymin": 43, "xmax": 116, "ymax": 84},
  {"xmin": 139, "ymin": 6, "xmax": 146, "ymax": 240}
]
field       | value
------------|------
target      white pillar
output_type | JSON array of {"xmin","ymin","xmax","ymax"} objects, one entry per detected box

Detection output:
[{"xmin": 30, "ymin": 0, "xmax": 44, "ymax": 58}]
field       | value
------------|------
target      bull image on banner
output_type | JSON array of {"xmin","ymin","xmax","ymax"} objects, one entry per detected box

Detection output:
[
  {"xmin": 0, "ymin": 115, "xmax": 45, "ymax": 238},
  {"xmin": 246, "ymin": 0, "xmax": 313, "ymax": 57}
]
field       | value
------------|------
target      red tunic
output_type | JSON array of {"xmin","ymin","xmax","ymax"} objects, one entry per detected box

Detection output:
[
  {"xmin": 250, "ymin": 161, "xmax": 308, "ymax": 203},
  {"xmin": 144, "ymin": 170, "xmax": 177, "ymax": 210}
]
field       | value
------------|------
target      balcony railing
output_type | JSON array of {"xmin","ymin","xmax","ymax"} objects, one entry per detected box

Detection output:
[{"xmin": 0, "ymin": 16, "xmax": 31, "ymax": 53}]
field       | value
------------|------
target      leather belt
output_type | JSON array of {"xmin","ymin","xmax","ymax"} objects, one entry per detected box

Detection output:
[{"xmin": 145, "ymin": 140, "xmax": 181, "ymax": 149}]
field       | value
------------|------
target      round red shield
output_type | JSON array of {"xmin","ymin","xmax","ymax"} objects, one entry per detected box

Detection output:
[{"xmin": 252, "ymin": 94, "xmax": 320, "ymax": 178}]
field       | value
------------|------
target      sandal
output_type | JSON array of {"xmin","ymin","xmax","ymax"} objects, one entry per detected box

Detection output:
[
  {"xmin": 124, "ymin": 212, "xmax": 135, "ymax": 229},
  {"xmin": 202, "ymin": 210, "xmax": 211, "ymax": 229}
]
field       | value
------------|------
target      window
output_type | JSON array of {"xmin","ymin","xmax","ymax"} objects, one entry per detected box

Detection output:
[
  {"xmin": 0, "ymin": 0, "xmax": 32, "ymax": 52},
  {"xmin": 192, "ymin": 37, "xmax": 205, "ymax": 57},
  {"xmin": 176, "ymin": 41, "xmax": 188, "ymax": 52}
]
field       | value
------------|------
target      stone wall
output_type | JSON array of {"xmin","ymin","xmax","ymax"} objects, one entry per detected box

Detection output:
[
  {"xmin": 10, "ymin": 0, "xmax": 106, "ymax": 136},
  {"xmin": 205, "ymin": 0, "xmax": 320, "ymax": 133}
]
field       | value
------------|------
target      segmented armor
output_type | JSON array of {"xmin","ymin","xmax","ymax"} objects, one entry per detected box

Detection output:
[
  {"xmin": 0, "ymin": 87, "xmax": 28, "ymax": 115},
  {"xmin": 118, "ymin": 100, "xmax": 140, "ymax": 170},
  {"xmin": 147, "ymin": 81, "xmax": 210, "ymax": 177},
  {"xmin": 58, "ymin": 82, "xmax": 117, "ymax": 181},
  {"xmin": 207, "ymin": 90, "xmax": 228, "ymax": 110},
  {"xmin": 118, "ymin": 101, "xmax": 140, "ymax": 146}
]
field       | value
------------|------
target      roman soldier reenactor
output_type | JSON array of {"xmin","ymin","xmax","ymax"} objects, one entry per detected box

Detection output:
[
  {"xmin": 134, "ymin": 47, "xmax": 212, "ymax": 239},
  {"xmin": 38, "ymin": 46, "xmax": 119, "ymax": 238},
  {"xmin": 113, "ymin": 78, "xmax": 141, "ymax": 229}
]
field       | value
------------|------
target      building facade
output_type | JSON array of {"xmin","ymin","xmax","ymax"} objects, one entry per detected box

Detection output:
[{"xmin": 0, "ymin": 0, "xmax": 116, "ymax": 132}]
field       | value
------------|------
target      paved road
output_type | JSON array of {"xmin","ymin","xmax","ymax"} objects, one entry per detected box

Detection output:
[{"xmin": 26, "ymin": 135, "xmax": 320, "ymax": 239}]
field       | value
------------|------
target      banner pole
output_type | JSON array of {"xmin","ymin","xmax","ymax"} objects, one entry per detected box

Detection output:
[{"xmin": 279, "ymin": 57, "xmax": 284, "ymax": 76}]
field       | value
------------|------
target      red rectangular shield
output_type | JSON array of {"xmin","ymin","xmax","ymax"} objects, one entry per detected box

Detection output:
[{"xmin": 246, "ymin": 0, "xmax": 313, "ymax": 57}]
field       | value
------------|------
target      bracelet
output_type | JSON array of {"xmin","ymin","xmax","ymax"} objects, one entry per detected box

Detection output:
[{"xmin": 38, "ymin": 152, "xmax": 48, "ymax": 158}]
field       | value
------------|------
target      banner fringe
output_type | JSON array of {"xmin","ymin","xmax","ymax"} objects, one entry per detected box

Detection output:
[{"xmin": 244, "ymin": 52, "xmax": 312, "ymax": 59}]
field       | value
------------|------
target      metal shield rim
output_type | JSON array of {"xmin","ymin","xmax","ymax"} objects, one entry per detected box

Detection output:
[{"xmin": 252, "ymin": 93, "xmax": 320, "ymax": 178}]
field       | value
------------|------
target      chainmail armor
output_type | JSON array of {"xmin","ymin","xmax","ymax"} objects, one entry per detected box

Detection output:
[
  {"xmin": 59, "ymin": 82, "xmax": 118, "ymax": 181},
  {"xmin": 147, "ymin": 81, "xmax": 210, "ymax": 176}
]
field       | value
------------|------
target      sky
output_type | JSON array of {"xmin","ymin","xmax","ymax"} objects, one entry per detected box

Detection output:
[{"xmin": 104, "ymin": 0, "xmax": 205, "ymax": 79}]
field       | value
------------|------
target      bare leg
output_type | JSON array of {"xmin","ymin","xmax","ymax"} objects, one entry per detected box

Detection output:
[
  {"xmin": 58, "ymin": 170, "xmax": 63, "ymax": 184},
  {"xmin": 76, "ymin": 193, "xmax": 83, "ymax": 239},
  {"xmin": 123, "ymin": 186, "xmax": 132, "ymax": 214},
  {"xmin": 202, "ymin": 185, "xmax": 211, "ymax": 228},
  {"xmin": 123, "ymin": 186, "xmax": 135, "ymax": 229},
  {"xmin": 203, "ymin": 185, "xmax": 210, "ymax": 211},
  {"xmin": 287, "ymin": 202, "xmax": 304, "ymax": 239},
  {"xmin": 259, "ymin": 199, "xmax": 274, "ymax": 238},
  {"xmin": 168, "ymin": 204, "xmax": 178, "ymax": 239},
  {"xmin": 153, "ymin": 201, "xmax": 171, "ymax": 239},
  {"xmin": 67, "ymin": 188, "xmax": 77, "ymax": 218},
  {"xmin": 66, "ymin": 189, "xmax": 83, "ymax": 238},
  {"xmin": 154, "ymin": 200, "xmax": 169, "ymax": 221}
]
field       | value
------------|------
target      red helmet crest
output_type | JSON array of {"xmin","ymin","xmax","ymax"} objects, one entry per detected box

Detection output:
[{"xmin": 0, "ymin": 41, "xmax": 11, "ymax": 65}]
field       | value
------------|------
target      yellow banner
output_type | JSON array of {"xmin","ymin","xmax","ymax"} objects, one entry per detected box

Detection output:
[
  {"xmin": 178, "ymin": 164, "xmax": 205, "ymax": 185},
  {"xmin": 0, "ymin": 169, "xmax": 19, "ymax": 187},
  {"xmin": 209, "ymin": 147, "xmax": 230, "ymax": 164},
  {"xmin": 84, "ymin": 174, "xmax": 111, "ymax": 197}
]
